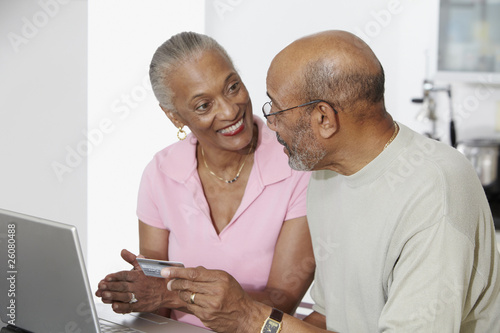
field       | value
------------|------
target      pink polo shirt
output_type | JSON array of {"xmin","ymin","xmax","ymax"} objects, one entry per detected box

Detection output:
[{"xmin": 137, "ymin": 117, "xmax": 310, "ymax": 327}]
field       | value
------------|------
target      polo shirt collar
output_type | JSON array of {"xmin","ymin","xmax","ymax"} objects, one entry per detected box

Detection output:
[
  {"xmin": 254, "ymin": 117, "xmax": 292, "ymax": 185},
  {"xmin": 160, "ymin": 116, "xmax": 291, "ymax": 185}
]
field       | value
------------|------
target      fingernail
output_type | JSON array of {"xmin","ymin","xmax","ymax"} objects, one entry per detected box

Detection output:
[
  {"xmin": 167, "ymin": 279, "xmax": 174, "ymax": 291},
  {"xmin": 161, "ymin": 268, "xmax": 171, "ymax": 278}
]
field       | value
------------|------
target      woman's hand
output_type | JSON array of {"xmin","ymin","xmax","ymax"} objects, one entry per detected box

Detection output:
[{"xmin": 95, "ymin": 249, "xmax": 186, "ymax": 314}]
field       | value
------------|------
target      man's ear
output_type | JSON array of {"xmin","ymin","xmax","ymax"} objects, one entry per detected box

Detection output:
[
  {"xmin": 160, "ymin": 104, "xmax": 185, "ymax": 129},
  {"xmin": 312, "ymin": 102, "xmax": 338, "ymax": 139}
]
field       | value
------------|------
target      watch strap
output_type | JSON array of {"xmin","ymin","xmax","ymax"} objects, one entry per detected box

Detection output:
[
  {"xmin": 260, "ymin": 308, "xmax": 284, "ymax": 333},
  {"xmin": 270, "ymin": 308, "xmax": 284, "ymax": 322}
]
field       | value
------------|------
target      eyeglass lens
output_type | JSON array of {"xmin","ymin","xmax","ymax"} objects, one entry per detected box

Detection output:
[{"xmin": 262, "ymin": 102, "xmax": 276, "ymax": 124}]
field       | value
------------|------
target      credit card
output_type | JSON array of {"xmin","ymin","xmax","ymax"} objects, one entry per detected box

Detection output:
[{"xmin": 136, "ymin": 258, "xmax": 185, "ymax": 278}]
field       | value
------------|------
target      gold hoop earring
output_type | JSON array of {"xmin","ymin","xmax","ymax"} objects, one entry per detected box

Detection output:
[{"xmin": 177, "ymin": 126, "xmax": 187, "ymax": 140}]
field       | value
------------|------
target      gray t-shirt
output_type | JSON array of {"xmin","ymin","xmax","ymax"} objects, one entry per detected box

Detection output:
[{"xmin": 308, "ymin": 123, "xmax": 500, "ymax": 332}]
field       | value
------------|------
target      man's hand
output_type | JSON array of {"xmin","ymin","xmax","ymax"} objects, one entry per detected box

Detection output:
[
  {"xmin": 163, "ymin": 266, "xmax": 267, "ymax": 333},
  {"xmin": 95, "ymin": 249, "xmax": 183, "ymax": 314}
]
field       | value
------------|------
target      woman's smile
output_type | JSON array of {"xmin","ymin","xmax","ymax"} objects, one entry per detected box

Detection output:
[{"xmin": 218, "ymin": 117, "xmax": 245, "ymax": 136}]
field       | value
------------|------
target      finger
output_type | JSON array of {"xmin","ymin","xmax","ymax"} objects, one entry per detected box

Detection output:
[
  {"xmin": 97, "ymin": 278, "xmax": 111, "ymax": 291},
  {"xmin": 104, "ymin": 270, "xmax": 139, "ymax": 283},
  {"xmin": 112, "ymin": 301, "xmax": 134, "ymax": 314},
  {"xmin": 99, "ymin": 291, "xmax": 115, "ymax": 303},
  {"xmin": 101, "ymin": 290, "xmax": 136, "ymax": 304},
  {"xmin": 178, "ymin": 290, "xmax": 205, "ymax": 308},
  {"xmin": 121, "ymin": 249, "xmax": 141, "ymax": 270},
  {"xmin": 101, "ymin": 280, "xmax": 134, "ymax": 293},
  {"xmin": 166, "ymin": 278, "xmax": 218, "ymax": 299},
  {"xmin": 101, "ymin": 298, "xmax": 113, "ymax": 304},
  {"xmin": 166, "ymin": 277, "xmax": 201, "ymax": 293},
  {"xmin": 161, "ymin": 266, "xmax": 217, "ymax": 283}
]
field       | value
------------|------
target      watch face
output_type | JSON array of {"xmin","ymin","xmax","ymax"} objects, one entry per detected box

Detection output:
[{"xmin": 262, "ymin": 319, "xmax": 281, "ymax": 333}]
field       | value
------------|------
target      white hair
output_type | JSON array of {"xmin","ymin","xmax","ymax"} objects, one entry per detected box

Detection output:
[{"xmin": 149, "ymin": 31, "xmax": 234, "ymax": 111}]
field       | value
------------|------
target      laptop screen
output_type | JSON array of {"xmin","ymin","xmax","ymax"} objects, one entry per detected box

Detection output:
[{"xmin": 0, "ymin": 209, "xmax": 100, "ymax": 333}]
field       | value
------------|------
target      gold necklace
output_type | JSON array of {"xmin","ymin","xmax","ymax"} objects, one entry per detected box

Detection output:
[
  {"xmin": 201, "ymin": 139, "xmax": 255, "ymax": 184},
  {"xmin": 384, "ymin": 121, "xmax": 399, "ymax": 150}
]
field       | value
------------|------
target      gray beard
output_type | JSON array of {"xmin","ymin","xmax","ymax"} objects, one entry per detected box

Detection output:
[{"xmin": 276, "ymin": 124, "xmax": 326, "ymax": 171}]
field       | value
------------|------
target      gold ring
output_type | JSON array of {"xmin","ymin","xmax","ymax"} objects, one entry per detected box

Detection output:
[{"xmin": 189, "ymin": 292, "xmax": 196, "ymax": 304}]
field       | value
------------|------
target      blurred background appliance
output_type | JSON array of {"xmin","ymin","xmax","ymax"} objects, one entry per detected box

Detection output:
[
  {"xmin": 457, "ymin": 139, "xmax": 500, "ymax": 229},
  {"xmin": 457, "ymin": 139, "xmax": 500, "ymax": 199},
  {"xmin": 411, "ymin": 79, "xmax": 456, "ymax": 147}
]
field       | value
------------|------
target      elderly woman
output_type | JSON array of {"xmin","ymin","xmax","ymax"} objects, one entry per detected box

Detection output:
[{"xmin": 96, "ymin": 32, "xmax": 314, "ymax": 328}]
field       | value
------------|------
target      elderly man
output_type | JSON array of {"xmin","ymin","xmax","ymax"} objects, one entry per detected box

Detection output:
[{"xmin": 163, "ymin": 30, "xmax": 500, "ymax": 333}]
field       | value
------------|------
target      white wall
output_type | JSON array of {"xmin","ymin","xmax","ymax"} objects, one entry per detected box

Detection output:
[
  {"xmin": 0, "ymin": 0, "xmax": 88, "ymax": 251},
  {"xmin": 87, "ymin": 0, "xmax": 204, "ymax": 288}
]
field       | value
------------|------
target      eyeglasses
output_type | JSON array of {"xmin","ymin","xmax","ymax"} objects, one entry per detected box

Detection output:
[{"xmin": 262, "ymin": 99, "xmax": 337, "ymax": 125}]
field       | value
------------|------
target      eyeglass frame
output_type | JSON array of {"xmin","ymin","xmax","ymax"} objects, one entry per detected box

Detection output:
[{"xmin": 262, "ymin": 99, "xmax": 338, "ymax": 123}]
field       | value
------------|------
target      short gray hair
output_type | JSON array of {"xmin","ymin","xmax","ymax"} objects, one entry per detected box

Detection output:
[
  {"xmin": 302, "ymin": 59, "xmax": 385, "ymax": 117},
  {"xmin": 149, "ymin": 31, "xmax": 234, "ymax": 111}
]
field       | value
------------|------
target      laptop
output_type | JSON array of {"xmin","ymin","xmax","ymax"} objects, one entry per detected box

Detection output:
[{"xmin": 0, "ymin": 208, "xmax": 208, "ymax": 333}]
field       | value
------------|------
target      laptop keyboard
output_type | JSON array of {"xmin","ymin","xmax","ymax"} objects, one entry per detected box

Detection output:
[{"xmin": 99, "ymin": 318, "xmax": 144, "ymax": 332}]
